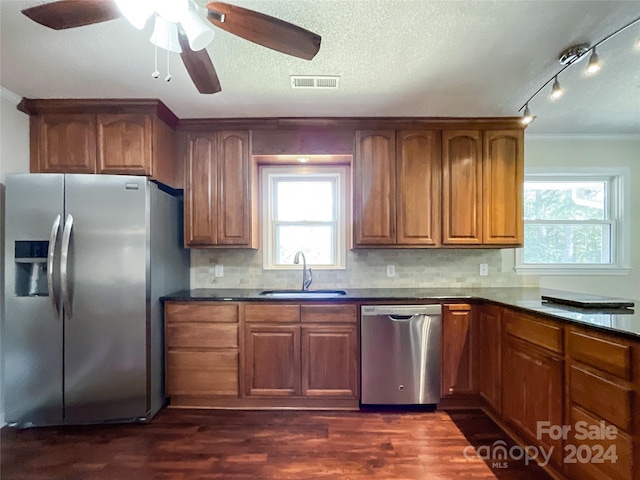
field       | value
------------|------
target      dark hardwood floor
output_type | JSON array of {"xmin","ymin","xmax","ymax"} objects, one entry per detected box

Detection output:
[{"xmin": 1, "ymin": 408, "xmax": 553, "ymax": 480}]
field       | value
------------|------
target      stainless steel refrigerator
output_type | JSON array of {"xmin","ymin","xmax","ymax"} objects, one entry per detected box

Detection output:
[{"xmin": 3, "ymin": 174, "xmax": 189, "ymax": 427}]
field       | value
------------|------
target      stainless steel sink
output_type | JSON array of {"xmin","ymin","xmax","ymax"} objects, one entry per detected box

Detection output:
[{"xmin": 259, "ymin": 289, "xmax": 347, "ymax": 298}]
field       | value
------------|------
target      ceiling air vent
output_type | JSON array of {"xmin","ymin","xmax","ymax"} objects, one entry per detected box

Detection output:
[{"xmin": 290, "ymin": 75, "xmax": 340, "ymax": 89}]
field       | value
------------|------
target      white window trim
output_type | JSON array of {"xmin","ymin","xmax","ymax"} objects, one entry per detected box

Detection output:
[
  {"xmin": 515, "ymin": 167, "xmax": 631, "ymax": 275},
  {"xmin": 261, "ymin": 165, "xmax": 348, "ymax": 270}
]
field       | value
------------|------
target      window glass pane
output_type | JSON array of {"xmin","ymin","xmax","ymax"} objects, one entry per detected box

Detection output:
[
  {"xmin": 524, "ymin": 181, "xmax": 606, "ymax": 221},
  {"xmin": 276, "ymin": 181, "xmax": 334, "ymax": 221},
  {"xmin": 277, "ymin": 226, "xmax": 333, "ymax": 265},
  {"xmin": 523, "ymin": 224, "xmax": 611, "ymax": 264}
]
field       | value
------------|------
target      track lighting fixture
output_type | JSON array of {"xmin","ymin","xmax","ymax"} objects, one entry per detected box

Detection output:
[{"xmin": 518, "ymin": 15, "xmax": 640, "ymax": 125}]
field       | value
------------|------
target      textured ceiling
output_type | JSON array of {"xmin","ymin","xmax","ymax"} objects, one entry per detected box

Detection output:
[{"xmin": 1, "ymin": 0, "xmax": 639, "ymax": 134}]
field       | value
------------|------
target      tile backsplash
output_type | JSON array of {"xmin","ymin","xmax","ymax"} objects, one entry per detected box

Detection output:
[{"xmin": 191, "ymin": 248, "xmax": 538, "ymax": 289}]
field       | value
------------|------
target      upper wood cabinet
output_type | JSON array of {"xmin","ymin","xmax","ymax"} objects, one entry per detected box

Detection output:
[
  {"xmin": 97, "ymin": 114, "xmax": 152, "ymax": 175},
  {"xmin": 442, "ymin": 129, "xmax": 523, "ymax": 246},
  {"xmin": 354, "ymin": 130, "xmax": 396, "ymax": 245},
  {"xmin": 24, "ymin": 100, "xmax": 181, "ymax": 188},
  {"xmin": 32, "ymin": 113, "xmax": 97, "ymax": 174},
  {"xmin": 183, "ymin": 130, "xmax": 257, "ymax": 248},
  {"xmin": 442, "ymin": 130, "xmax": 483, "ymax": 244},
  {"xmin": 354, "ymin": 129, "xmax": 441, "ymax": 247},
  {"xmin": 482, "ymin": 130, "xmax": 524, "ymax": 245}
]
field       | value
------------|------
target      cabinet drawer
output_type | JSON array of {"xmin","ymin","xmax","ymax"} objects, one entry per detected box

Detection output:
[
  {"xmin": 566, "ymin": 405, "xmax": 633, "ymax": 480},
  {"xmin": 165, "ymin": 302, "xmax": 239, "ymax": 323},
  {"xmin": 166, "ymin": 350, "xmax": 238, "ymax": 396},
  {"xmin": 569, "ymin": 365, "xmax": 633, "ymax": 431},
  {"xmin": 245, "ymin": 304, "xmax": 300, "ymax": 323},
  {"xmin": 568, "ymin": 330, "xmax": 632, "ymax": 381},
  {"xmin": 504, "ymin": 311, "xmax": 563, "ymax": 353},
  {"xmin": 301, "ymin": 304, "xmax": 358, "ymax": 323},
  {"xmin": 166, "ymin": 323, "xmax": 238, "ymax": 348}
]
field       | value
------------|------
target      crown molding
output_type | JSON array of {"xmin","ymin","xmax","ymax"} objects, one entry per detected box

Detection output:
[
  {"xmin": 526, "ymin": 133, "xmax": 640, "ymax": 141},
  {"xmin": 0, "ymin": 87, "xmax": 22, "ymax": 106}
]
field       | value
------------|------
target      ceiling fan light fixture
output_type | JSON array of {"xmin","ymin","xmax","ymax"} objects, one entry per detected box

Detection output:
[
  {"xmin": 585, "ymin": 47, "xmax": 601, "ymax": 75},
  {"xmin": 154, "ymin": 0, "xmax": 189, "ymax": 23},
  {"xmin": 150, "ymin": 16, "xmax": 182, "ymax": 53},
  {"xmin": 181, "ymin": 9, "xmax": 215, "ymax": 51},
  {"xmin": 115, "ymin": 0, "xmax": 154, "ymax": 30},
  {"xmin": 550, "ymin": 76, "xmax": 564, "ymax": 100}
]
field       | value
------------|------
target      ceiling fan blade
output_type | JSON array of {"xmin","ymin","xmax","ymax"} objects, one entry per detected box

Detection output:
[
  {"xmin": 178, "ymin": 32, "xmax": 222, "ymax": 94},
  {"xmin": 22, "ymin": 0, "xmax": 121, "ymax": 30},
  {"xmin": 205, "ymin": 2, "xmax": 321, "ymax": 60}
]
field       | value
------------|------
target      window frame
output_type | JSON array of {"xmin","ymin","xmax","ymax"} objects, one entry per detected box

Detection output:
[
  {"xmin": 261, "ymin": 165, "xmax": 348, "ymax": 270},
  {"xmin": 515, "ymin": 167, "xmax": 631, "ymax": 275}
]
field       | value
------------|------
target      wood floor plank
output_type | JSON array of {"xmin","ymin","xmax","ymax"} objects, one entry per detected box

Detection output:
[{"xmin": 1, "ymin": 408, "xmax": 553, "ymax": 480}]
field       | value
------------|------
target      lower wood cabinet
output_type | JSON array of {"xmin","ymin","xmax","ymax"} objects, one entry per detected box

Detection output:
[
  {"xmin": 244, "ymin": 324, "xmax": 301, "ymax": 396},
  {"xmin": 565, "ymin": 327, "xmax": 637, "ymax": 480},
  {"xmin": 441, "ymin": 304, "xmax": 474, "ymax": 397},
  {"xmin": 301, "ymin": 325, "xmax": 358, "ymax": 397},
  {"xmin": 474, "ymin": 304, "xmax": 502, "ymax": 413},
  {"xmin": 165, "ymin": 301, "xmax": 359, "ymax": 409},
  {"xmin": 243, "ymin": 303, "xmax": 359, "ymax": 403},
  {"xmin": 502, "ymin": 334, "xmax": 564, "ymax": 468},
  {"xmin": 164, "ymin": 302, "xmax": 240, "ymax": 406}
]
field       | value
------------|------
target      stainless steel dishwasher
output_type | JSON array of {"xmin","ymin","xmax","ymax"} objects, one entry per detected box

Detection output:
[{"xmin": 361, "ymin": 304, "xmax": 442, "ymax": 405}]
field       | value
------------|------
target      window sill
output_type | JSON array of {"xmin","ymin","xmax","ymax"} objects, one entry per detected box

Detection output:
[{"xmin": 515, "ymin": 266, "xmax": 631, "ymax": 276}]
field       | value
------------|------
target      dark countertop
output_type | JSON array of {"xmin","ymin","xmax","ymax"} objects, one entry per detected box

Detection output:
[{"xmin": 162, "ymin": 287, "xmax": 639, "ymax": 339}]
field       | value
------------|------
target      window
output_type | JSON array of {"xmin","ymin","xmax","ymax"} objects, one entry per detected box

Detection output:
[
  {"xmin": 516, "ymin": 169, "xmax": 630, "ymax": 274},
  {"xmin": 262, "ymin": 165, "xmax": 348, "ymax": 270}
]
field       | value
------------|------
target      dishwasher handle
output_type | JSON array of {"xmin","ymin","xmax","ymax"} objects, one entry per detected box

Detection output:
[
  {"xmin": 388, "ymin": 315, "xmax": 415, "ymax": 321},
  {"xmin": 361, "ymin": 305, "xmax": 442, "ymax": 317}
]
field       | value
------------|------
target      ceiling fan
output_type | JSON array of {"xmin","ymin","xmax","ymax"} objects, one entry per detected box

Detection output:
[{"xmin": 21, "ymin": 0, "xmax": 322, "ymax": 94}]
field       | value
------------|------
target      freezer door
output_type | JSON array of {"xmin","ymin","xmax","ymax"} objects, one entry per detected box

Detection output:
[
  {"xmin": 3, "ymin": 174, "xmax": 64, "ymax": 426},
  {"xmin": 63, "ymin": 175, "xmax": 149, "ymax": 424}
]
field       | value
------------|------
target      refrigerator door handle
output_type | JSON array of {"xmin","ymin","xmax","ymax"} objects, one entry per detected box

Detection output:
[
  {"xmin": 60, "ymin": 214, "xmax": 74, "ymax": 318},
  {"xmin": 47, "ymin": 214, "xmax": 62, "ymax": 318}
]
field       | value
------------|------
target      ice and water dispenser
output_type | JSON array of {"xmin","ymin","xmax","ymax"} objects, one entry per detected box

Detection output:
[{"xmin": 14, "ymin": 240, "xmax": 49, "ymax": 297}]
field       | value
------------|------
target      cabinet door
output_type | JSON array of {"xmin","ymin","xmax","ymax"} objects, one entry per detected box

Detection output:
[
  {"xmin": 441, "ymin": 304, "xmax": 473, "ymax": 396},
  {"xmin": 244, "ymin": 324, "xmax": 301, "ymax": 396},
  {"xmin": 217, "ymin": 131, "xmax": 252, "ymax": 245},
  {"xmin": 475, "ymin": 305, "xmax": 502, "ymax": 413},
  {"xmin": 503, "ymin": 337, "xmax": 564, "ymax": 467},
  {"xmin": 482, "ymin": 130, "xmax": 523, "ymax": 245},
  {"xmin": 97, "ymin": 114, "xmax": 152, "ymax": 174},
  {"xmin": 33, "ymin": 114, "xmax": 96, "ymax": 173},
  {"xmin": 442, "ymin": 130, "xmax": 482, "ymax": 244},
  {"xmin": 184, "ymin": 131, "xmax": 217, "ymax": 246},
  {"xmin": 301, "ymin": 325, "xmax": 358, "ymax": 398},
  {"xmin": 354, "ymin": 130, "xmax": 396, "ymax": 245},
  {"xmin": 396, "ymin": 130, "xmax": 441, "ymax": 246}
]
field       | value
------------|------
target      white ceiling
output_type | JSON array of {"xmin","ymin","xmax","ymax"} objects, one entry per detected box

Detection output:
[{"xmin": 1, "ymin": 0, "xmax": 639, "ymax": 134}]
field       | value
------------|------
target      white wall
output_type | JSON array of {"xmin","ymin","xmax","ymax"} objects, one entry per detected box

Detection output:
[
  {"xmin": 502, "ymin": 135, "xmax": 640, "ymax": 302},
  {"xmin": 0, "ymin": 88, "xmax": 31, "ymax": 425}
]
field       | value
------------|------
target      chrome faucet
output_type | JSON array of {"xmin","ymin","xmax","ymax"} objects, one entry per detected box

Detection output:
[{"xmin": 293, "ymin": 251, "xmax": 313, "ymax": 290}]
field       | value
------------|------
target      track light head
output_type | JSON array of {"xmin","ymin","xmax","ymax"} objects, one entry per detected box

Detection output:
[
  {"xmin": 550, "ymin": 76, "xmax": 564, "ymax": 100},
  {"xmin": 585, "ymin": 47, "xmax": 601, "ymax": 75},
  {"xmin": 521, "ymin": 104, "xmax": 534, "ymax": 125}
]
